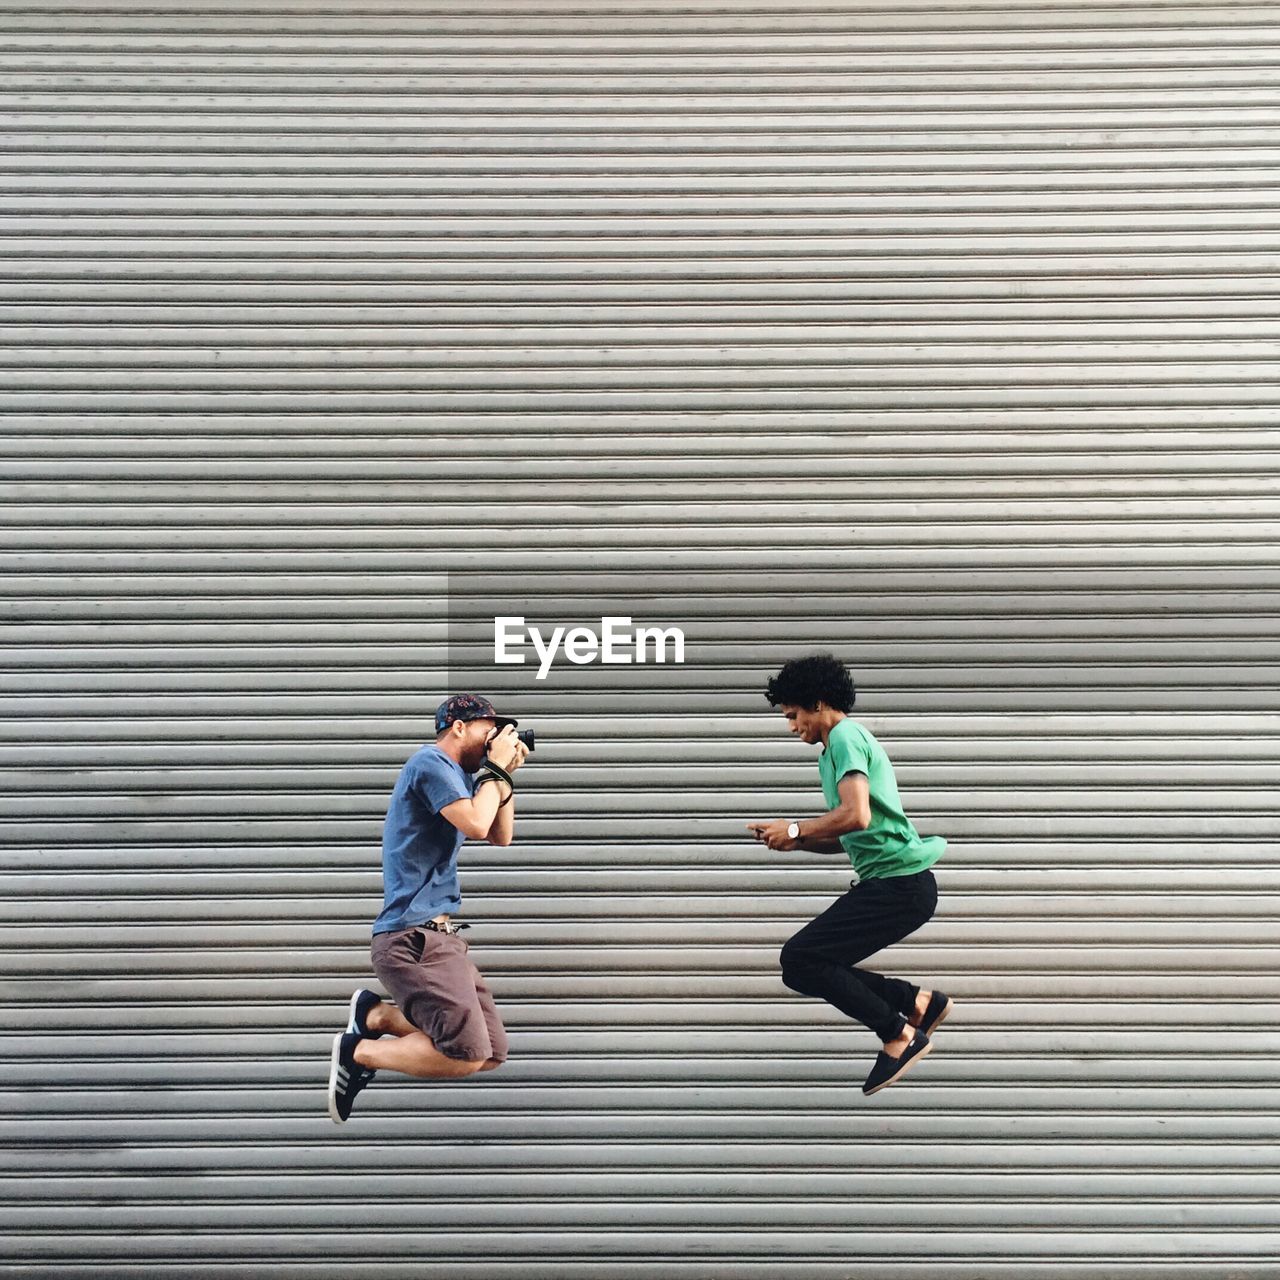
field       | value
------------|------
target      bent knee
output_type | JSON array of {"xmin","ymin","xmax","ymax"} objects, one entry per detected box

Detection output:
[
  {"xmin": 779, "ymin": 935, "xmax": 813, "ymax": 973},
  {"xmin": 779, "ymin": 938, "xmax": 821, "ymax": 991}
]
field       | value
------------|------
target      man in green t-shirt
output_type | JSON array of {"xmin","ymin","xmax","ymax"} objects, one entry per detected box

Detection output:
[{"xmin": 748, "ymin": 654, "xmax": 952, "ymax": 1096}]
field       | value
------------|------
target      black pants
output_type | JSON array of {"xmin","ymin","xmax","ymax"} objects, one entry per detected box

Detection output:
[{"xmin": 779, "ymin": 869, "xmax": 938, "ymax": 1043}]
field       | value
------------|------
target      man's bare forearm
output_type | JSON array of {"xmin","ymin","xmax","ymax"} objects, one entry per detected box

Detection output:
[{"xmin": 801, "ymin": 836, "xmax": 847, "ymax": 855}]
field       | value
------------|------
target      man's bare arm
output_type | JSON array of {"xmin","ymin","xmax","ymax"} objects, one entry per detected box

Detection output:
[{"xmin": 747, "ymin": 772, "xmax": 870, "ymax": 852}]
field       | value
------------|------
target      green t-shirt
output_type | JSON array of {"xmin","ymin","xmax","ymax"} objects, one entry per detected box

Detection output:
[{"xmin": 818, "ymin": 718, "xmax": 945, "ymax": 880}]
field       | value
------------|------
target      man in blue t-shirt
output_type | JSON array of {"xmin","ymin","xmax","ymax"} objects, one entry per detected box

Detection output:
[
  {"xmin": 748, "ymin": 655, "xmax": 952, "ymax": 1097},
  {"xmin": 328, "ymin": 693, "xmax": 529, "ymax": 1122}
]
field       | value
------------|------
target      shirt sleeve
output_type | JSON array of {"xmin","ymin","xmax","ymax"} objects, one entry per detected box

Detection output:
[
  {"xmin": 826, "ymin": 725, "xmax": 871, "ymax": 784},
  {"xmin": 412, "ymin": 756, "xmax": 472, "ymax": 813}
]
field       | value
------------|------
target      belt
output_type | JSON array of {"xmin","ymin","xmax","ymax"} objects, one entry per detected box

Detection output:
[{"xmin": 422, "ymin": 919, "xmax": 469, "ymax": 936}]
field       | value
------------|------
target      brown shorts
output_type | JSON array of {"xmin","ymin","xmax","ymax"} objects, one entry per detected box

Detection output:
[{"xmin": 371, "ymin": 925, "xmax": 508, "ymax": 1064}]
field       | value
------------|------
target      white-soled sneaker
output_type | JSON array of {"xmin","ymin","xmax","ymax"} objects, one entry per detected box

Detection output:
[{"xmin": 328, "ymin": 1031, "xmax": 376, "ymax": 1123}]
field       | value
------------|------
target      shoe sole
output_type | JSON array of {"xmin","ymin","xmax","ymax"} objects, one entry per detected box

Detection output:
[
  {"xmin": 863, "ymin": 1038, "xmax": 934, "ymax": 1096},
  {"xmin": 327, "ymin": 1032, "xmax": 345, "ymax": 1124},
  {"xmin": 921, "ymin": 997, "xmax": 954, "ymax": 1037}
]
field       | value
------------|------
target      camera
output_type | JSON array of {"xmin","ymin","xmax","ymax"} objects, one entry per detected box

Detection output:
[{"xmin": 516, "ymin": 729, "xmax": 536, "ymax": 752}]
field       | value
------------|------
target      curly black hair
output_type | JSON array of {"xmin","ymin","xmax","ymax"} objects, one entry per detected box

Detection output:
[{"xmin": 764, "ymin": 653, "xmax": 856, "ymax": 712}]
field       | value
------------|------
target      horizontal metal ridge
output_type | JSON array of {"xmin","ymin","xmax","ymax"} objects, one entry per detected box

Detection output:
[
  {"xmin": 7, "ymin": 1200, "xmax": 1280, "ymax": 1231},
  {"xmin": 0, "ymin": 1264, "xmax": 1265, "ymax": 1280},
  {"xmin": 6, "ymin": 1104, "xmax": 1280, "ymax": 1143},
  {"xmin": 9, "ymin": 1169, "xmax": 1280, "ymax": 1198},
  {"xmin": 6, "ymin": 1134, "xmax": 1277, "ymax": 1170},
  {"xmin": 6, "ymin": 3, "xmax": 1279, "ymax": 31}
]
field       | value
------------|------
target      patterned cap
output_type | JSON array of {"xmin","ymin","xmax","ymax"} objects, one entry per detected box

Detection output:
[{"xmin": 434, "ymin": 693, "xmax": 518, "ymax": 735}]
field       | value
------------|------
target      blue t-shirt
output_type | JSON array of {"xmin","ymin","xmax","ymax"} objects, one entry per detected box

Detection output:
[{"xmin": 372, "ymin": 745, "xmax": 474, "ymax": 935}]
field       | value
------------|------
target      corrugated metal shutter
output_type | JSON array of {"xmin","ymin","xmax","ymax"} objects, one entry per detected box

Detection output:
[{"xmin": 3, "ymin": 1, "xmax": 1279, "ymax": 1275}]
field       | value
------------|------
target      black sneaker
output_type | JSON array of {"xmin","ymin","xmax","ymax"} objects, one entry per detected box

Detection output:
[
  {"xmin": 346, "ymin": 988, "xmax": 384, "ymax": 1039},
  {"xmin": 862, "ymin": 1031, "xmax": 932, "ymax": 1096},
  {"xmin": 918, "ymin": 991, "xmax": 954, "ymax": 1037},
  {"xmin": 328, "ymin": 1031, "xmax": 376, "ymax": 1123}
]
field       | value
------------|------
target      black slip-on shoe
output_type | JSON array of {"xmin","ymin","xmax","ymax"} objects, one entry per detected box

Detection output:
[
  {"xmin": 862, "ymin": 1031, "xmax": 932, "ymax": 1096},
  {"xmin": 918, "ymin": 991, "xmax": 954, "ymax": 1037},
  {"xmin": 346, "ymin": 988, "xmax": 384, "ymax": 1039},
  {"xmin": 328, "ymin": 1031, "xmax": 376, "ymax": 1124}
]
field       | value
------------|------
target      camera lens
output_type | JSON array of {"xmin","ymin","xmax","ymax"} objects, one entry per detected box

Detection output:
[{"xmin": 516, "ymin": 729, "xmax": 536, "ymax": 752}]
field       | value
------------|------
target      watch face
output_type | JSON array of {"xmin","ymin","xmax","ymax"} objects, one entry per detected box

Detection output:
[{"xmin": 787, "ymin": 822, "xmax": 801, "ymax": 839}]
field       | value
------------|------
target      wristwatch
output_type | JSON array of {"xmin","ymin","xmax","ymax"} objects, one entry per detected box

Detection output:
[{"xmin": 787, "ymin": 821, "xmax": 803, "ymax": 842}]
